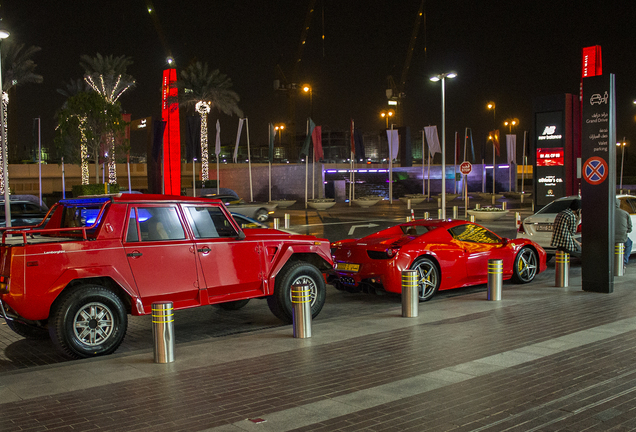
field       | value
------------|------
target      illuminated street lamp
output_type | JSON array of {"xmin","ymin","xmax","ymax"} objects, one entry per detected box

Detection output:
[
  {"xmin": 380, "ymin": 110, "xmax": 395, "ymax": 128},
  {"xmin": 0, "ymin": 29, "xmax": 10, "ymax": 227},
  {"xmin": 430, "ymin": 72, "xmax": 457, "ymax": 219},
  {"xmin": 504, "ymin": 118, "xmax": 519, "ymax": 133},
  {"xmin": 274, "ymin": 123, "xmax": 285, "ymax": 145},
  {"xmin": 302, "ymin": 84, "xmax": 313, "ymax": 117},
  {"xmin": 618, "ymin": 138, "xmax": 627, "ymax": 190},
  {"xmin": 486, "ymin": 102, "xmax": 496, "ymax": 128}
]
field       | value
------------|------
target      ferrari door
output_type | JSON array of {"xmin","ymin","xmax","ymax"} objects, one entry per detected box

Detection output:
[{"xmin": 448, "ymin": 224, "xmax": 506, "ymax": 284}]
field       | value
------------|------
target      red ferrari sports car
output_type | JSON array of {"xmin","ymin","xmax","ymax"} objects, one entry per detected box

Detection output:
[{"xmin": 330, "ymin": 219, "xmax": 547, "ymax": 301}]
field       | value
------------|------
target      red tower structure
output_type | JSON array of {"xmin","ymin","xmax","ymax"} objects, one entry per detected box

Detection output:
[{"xmin": 161, "ymin": 68, "xmax": 181, "ymax": 195}]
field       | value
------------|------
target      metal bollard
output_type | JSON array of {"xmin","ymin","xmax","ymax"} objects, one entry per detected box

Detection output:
[
  {"xmin": 515, "ymin": 212, "xmax": 521, "ymax": 231},
  {"xmin": 406, "ymin": 216, "xmax": 411, "ymax": 222},
  {"xmin": 452, "ymin": 206, "xmax": 458, "ymax": 219},
  {"xmin": 152, "ymin": 302, "xmax": 175, "ymax": 363},
  {"xmin": 292, "ymin": 283, "xmax": 312, "ymax": 338},
  {"xmin": 273, "ymin": 218, "xmax": 280, "ymax": 229},
  {"xmin": 475, "ymin": 203, "xmax": 481, "ymax": 210},
  {"xmin": 284, "ymin": 213, "xmax": 290, "ymax": 229},
  {"xmin": 407, "ymin": 198, "xmax": 412, "ymax": 210},
  {"xmin": 615, "ymin": 243, "xmax": 625, "ymax": 276},
  {"xmin": 502, "ymin": 201, "xmax": 507, "ymax": 210},
  {"xmin": 470, "ymin": 215, "xmax": 475, "ymax": 223},
  {"xmin": 437, "ymin": 198, "xmax": 441, "ymax": 208},
  {"xmin": 492, "ymin": 195, "xmax": 496, "ymax": 205},
  {"xmin": 487, "ymin": 259, "xmax": 503, "ymax": 301},
  {"xmin": 437, "ymin": 208, "xmax": 442, "ymax": 219},
  {"xmin": 424, "ymin": 211, "xmax": 429, "ymax": 219},
  {"xmin": 555, "ymin": 250, "xmax": 569, "ymax": 287},
  {"xmin": 401, "ymin": 270, "xmax": 419, "ymax": 317}
]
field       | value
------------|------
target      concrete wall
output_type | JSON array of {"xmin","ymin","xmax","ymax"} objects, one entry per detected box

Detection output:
[{"xmin": 7, "ymin": 162, "xmax": 533, "ymax": 201}]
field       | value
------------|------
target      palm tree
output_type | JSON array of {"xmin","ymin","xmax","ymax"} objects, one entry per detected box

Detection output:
[
  {"xmin": 175, "ymin": 62, "xmax": 243, "ymax": 181},
  {"xmin": 0, "ymin": 41, "xmax": 43, "ymax": 194},
  {"xmin": 57, "ymin": 79, "xmax": 91, "ymax": 184},
  {"xmin": 80, "ymin": 53, "xmax": 135, "ymax": 184}
]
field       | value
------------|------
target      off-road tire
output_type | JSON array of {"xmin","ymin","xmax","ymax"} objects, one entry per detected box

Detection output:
[{"xmin": 267, "ymin": 262, "xmax": 326, "ymax": 323}]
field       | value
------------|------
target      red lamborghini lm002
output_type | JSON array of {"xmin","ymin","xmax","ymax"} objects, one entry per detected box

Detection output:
[{"xmin": 329, "ymin": 219, "xmax": 547, "ymax": 301}]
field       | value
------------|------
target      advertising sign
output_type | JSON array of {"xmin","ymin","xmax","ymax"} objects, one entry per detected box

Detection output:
[
  {"xmin": 535, "ymin": 111, "xmax": 566, "ymax": 206},
  {"xmin": 581, "ymin": 74, "xmax": 615, "ymax": 293}
]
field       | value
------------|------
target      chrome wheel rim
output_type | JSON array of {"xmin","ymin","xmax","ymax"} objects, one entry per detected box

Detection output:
[
  {"xmin": 291, "ymin": 275, "xmax": 318, "ymax": 307},
  {"xmin": 517, "ymin": 249, "xmax": 538, "ymax": 282},
  {"xmin": 73, "ymin": 302, "xmax": 114, "ymax": 346},
  {"xmin": 414, "ymin": 260, "xmax": 438, "ymax": 300}
]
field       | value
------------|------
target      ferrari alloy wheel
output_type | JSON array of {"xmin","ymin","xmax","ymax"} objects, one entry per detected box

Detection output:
[
  {"xmin": 512, "ymin": 247, "xmax": 538, "ymax": 284},
  {"xmin": 411, "ymin": 257, "xmax": 440, "ymax": 301},
  {"xmin": 267, "ymin": 261, "xmax": 326, "ymax": 323}
]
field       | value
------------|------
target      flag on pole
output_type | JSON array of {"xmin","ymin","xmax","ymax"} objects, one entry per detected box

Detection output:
[
  {"xmin": 466, "ymin": 128, "xmax": 476, "ymax": 162},
  {"xmin": 350, "ymin": 119, "xmax": 355, "ymax": 154},
  {"xmin": 312, "ymin": 126, "xmax": 323, "ymax": 161},
  {"xmin": 300, "ymin": 118, "xmax": 316, "ymax": 157},
  {"xmin": 506, "ymin": 134, "xmax": 517, "ymax": 165},
  {"xmin": 489, "ymin": 129, "xmax": 500, "ymax": 156},
  {"xmin": 455, "ymin": 131, "xmax": 461, "ymax": 163},
  {"xmin": 386, "ymin": 129, "xmax": 399, "ymax": 160},
  {"xmin": 424, "ymin": 126, "xmax": 441, "ymax": 157},
  {"xmin": 233, "ymin": 118, "xmax": 245, "ymax": 163},
  {"xmin": 233, "ymin": 119, "xmax": 245, "ymax": 162},
  {"xmin": 215, "ymin": 120, "xmax": 221, "ymax": 156},
  {"xmin": 354, "ymin": 128, "xmax": 365, "ymax": 160},
  {"xmin": 268, "ymin": 123, "xmax": 275, "ymax": 162}
]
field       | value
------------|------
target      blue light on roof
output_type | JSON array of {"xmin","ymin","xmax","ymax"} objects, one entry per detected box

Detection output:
[{"xmin": 60, "ymin": 197, "xmax": 111, "ymax": 205}]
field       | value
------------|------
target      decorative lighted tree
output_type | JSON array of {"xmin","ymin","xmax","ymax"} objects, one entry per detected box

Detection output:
[
  {"xmin": 80, "ymin": 54, "xmax": 135, "ymax": 184},
  {"xmin": 55, "ymin": 92, "xmax": 127, "ymax": 185},
  {"xmin": 174, "ymin": 62, "xmax": 242, "ymax": 181},
  {"xmin": 0, "ymin": 41, "xmax": 43, "ymax": 194},
  {"xmin": 57, "ymin": 79, "xmax": 91, "ymax": 184}
]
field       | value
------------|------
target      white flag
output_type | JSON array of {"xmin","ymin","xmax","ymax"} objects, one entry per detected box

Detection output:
[
  {"xmin": 215, "ymin": 120, "xmax": 221, "ymax": 156},
  {"xmin": 424, "ymin": 126, "xmax": 441, "ymax": 157},
  {"xmin": 386, "ymin": 129, "xmax": 399, "ymax": 160},
  {"xmin": 506, "ymin": 134, "xmax": 516, "ymax": 165},
  {"xmin": 233, "ymin": 118, "xmax": 245, "ymax": 163}
]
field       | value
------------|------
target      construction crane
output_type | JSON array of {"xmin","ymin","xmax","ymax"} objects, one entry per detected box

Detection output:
[
  {"xmin": 274, "ymin": 0, "xmax": 318, "ymax": 161},
  {"xmin": 386, "ymin": 0, "xmax": 426, "ymax": 127}
]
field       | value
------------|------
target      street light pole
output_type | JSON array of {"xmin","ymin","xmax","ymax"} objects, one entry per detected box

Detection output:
[
  {"xmin": 430, "ymin": 72, "xmax": 457, "ymax": 219},
  {"xmin": 0, "ymin": 29, "xmax": 10, "ymax": 227}
]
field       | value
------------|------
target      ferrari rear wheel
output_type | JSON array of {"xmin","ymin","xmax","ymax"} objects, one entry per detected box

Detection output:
[
  {"xmin": 410, "ymin": 257, "xmax": 440, "ymax": 301},
  {"xmin": 512, "ymin": 247, "xmax": 538, "ymax": 284}
]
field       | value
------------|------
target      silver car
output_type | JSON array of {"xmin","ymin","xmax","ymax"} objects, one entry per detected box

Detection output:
[
  {"xmin": 517, "ymin": 195, "xmax": 636, "ymax": 257},
  {"xmin": 206, "ymin": 194, "xmax": 278, "ymax": 222}
]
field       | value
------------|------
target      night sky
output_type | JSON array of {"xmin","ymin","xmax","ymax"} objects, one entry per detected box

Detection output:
[{"xmin": 3, "ymin": 1, "xmax": 636, "ymax": 163}]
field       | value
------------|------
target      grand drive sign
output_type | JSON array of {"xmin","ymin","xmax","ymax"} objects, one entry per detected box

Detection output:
[{"xmin": 581, "ymin": 74, "xmax": 616, "ymax": 293}]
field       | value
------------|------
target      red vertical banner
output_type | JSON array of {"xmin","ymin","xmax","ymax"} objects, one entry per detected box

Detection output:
[
  {"xmin": 162, "ymin": 68, "xmax": 181, "ymax": 195},
  {"xmin": 581, "ymin": 45, "xmax": 602, "ymax": 78}
]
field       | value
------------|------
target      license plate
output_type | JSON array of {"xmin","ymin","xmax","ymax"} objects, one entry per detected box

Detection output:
[
  {"xmin": 536, "ymin": 224, "xmax": 553, "ymax": 232},
  {"xmin": 335, "ymin": 263, "xmax": 360, "ymax": 272}
]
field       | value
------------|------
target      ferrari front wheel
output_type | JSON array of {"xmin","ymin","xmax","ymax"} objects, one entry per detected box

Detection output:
[
  {"xmin": 512, "ymin": 247, "xmax": 538, "ymax": 284},
  {"xmin": 410, "ymin": 257, "xmax": 440, "ymax": 301}
]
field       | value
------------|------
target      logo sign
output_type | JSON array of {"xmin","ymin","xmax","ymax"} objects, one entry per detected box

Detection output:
[
  {"xmin": 583, "ymin": 156, "xmax": 608, "ymax": 185},
  {"xmin": 459, "ymin": 161, "xmax": 472, "ymax": 175},
  {"xmin": 536, "ymin": 148, "xmax": 564, "ymax": 166}
]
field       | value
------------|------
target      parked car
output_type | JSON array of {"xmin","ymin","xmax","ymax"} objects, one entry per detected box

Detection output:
[
  {"xmin": 516, "ymin": 195, "xmax": 636, "ymax": 257},
  {"xmin": 205, "ymin": 194, "xmax": 277, "ymax": 222},
  {"xmin": 330, "ymin": 219, "xmax": 547, "ymax": 301},
  {"xmin": 0, "ymin": 194, "xmax": 332, "ymax": 358},
  {"xmin": 0, "ymin": 200, "xmax": 50, "ymax": 227},
  {"xmin": 231, "ymin": 212, "xmax": 295, "ymax": 235}
]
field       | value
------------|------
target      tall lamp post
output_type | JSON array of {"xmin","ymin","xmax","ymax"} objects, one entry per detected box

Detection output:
[
  {"xmin": 380, "ymin": 109, "xmax": 394, "ymax": 128},
  {"xmin": 618, "ymin": 138, "xmax": 627, "ymax": 190},
  {"xmin": 0, "ymin": 29, "xmax": 10, "ymax": 227},
  {"xmin": 430, "ymin": 72, "xmax": 457, "ymax": 219},
  {"xmin": 485, "ymin": 102, "xmax": 496, "ymax": 194},
  {"xmin": 302, "ymin": 84, "xmax": 313, "ymax": 118}
]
